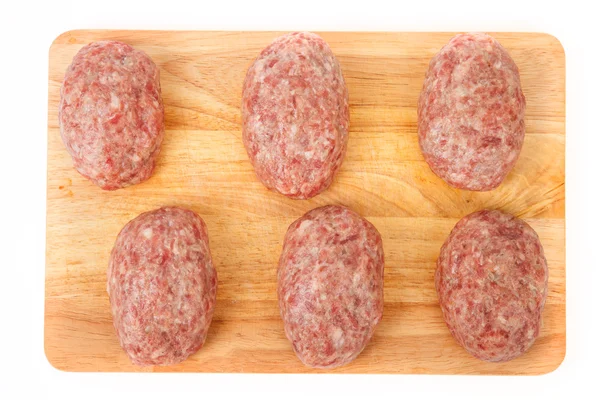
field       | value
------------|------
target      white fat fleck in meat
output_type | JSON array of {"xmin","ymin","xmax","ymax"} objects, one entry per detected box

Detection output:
[
  {"xmin": 352, "ymin": 272, "xmax": 362, "ymax": 287},
  {"xmin": 296, "ymin": 219, "xmax": 313, "ymax": 234},
  {"xmin": 331, "ymin": 328, "xmax": 344, "ymax": 349},
  {"xmin": 110, "ymin": 92, "xmax": 120, "ymax": 109},
  {"xmin": 527, "ymin": 329, "xmax": 534, "ymax": 339}
]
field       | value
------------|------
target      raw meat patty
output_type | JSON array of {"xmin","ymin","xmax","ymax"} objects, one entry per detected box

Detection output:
[
  {"xmin": 107, "ymin": 207, "xmax": 217, "ymax": 366},
  {"xmin": 242, "ymin": 32, "xmax": 349, "ymax": 199},
  {"xmin": 59, "ymin": 41, "xmax": 164, "ymax": 190},
  {"xmin": 418, "ymin": 33, "xmax": 526, "ymax": 191},
  {"xmin": 435, "ymin": 210, "xmax": 548, "ymax": 362},
  {"xmin": 278, "ymin": 205, "xmax": 384, "ymax": 368}
]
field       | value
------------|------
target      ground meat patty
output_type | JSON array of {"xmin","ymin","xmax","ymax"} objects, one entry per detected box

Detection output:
[
  {"xmin": 59, "ymin": 41, "xmax": 164, "ymax": 190},
  {"xmin": 107, "ymin": 207, "xmax": 217, "ymax": 366},
  {"xmin": 418, "ymin": 33, "xmax": 526, "ymax": 191},
  {"xmin": 435, "ymin": 210, "xmax": 548, "ymax": 362},
  {"xmin": 242, "ymin": 32, "xmax": 349, "ymax": 199},
  {"xmin": 278, "ymin": 205, "xmax": 384, "ymax": 368}
]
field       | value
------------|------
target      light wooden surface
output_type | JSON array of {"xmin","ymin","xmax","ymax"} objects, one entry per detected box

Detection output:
[{"xmin": 45, "ymin": 31, "xmax": 565, "ymax": 374}]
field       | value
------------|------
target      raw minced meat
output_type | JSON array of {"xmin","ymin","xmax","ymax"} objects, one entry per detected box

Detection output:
[
  {"xmin": 107, "ymin": 207, "xmax": 217, "ymax": 366},
  {"xmin": 278, "ymin": 205, "xmax": 384, "ymax": 368},
  {"xmin": 59, "ymin": 41, "xmax": 164, "ymax": 190},
  {"xmin": 418, "ymin": 33, "xmax": 526, "ymax": 191},
  {"xmin": 435, "ymin": 209, "xmax": 548, "ymax": 362},
  {"xmin": 242, "ymin": 32, "xmax": 349, "ymax": 199}
]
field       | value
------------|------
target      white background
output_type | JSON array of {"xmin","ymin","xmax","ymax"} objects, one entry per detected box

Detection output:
[{"xmin": 0, "ymin": 0, "xmax": 598, "ymax": 399}]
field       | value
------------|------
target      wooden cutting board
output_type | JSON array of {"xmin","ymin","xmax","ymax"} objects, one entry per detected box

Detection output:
[{"xmin": 45, "ymin": 30, "xmax": 565, "ymax": 374}]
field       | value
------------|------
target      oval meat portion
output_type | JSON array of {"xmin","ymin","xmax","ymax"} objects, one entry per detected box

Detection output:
[
  {"xmin": 107, "ymin": 207, "xmax": 217, "ymax": 366},
  {"xmin": 242, "ymin": 32, "xmax": 349, "ymax": 199},
  {"xmin": 418, "ymin": 33, "xmax": 526, "ymax": 191},
  {"xmin": 435, "ymin": 210, "xmax": 548, "ymax": 362},
  {"xmin": 278, "ymin": 205, "xmax": 384, "ymax": 368},
  {"xmin": 59, "ymin": 41, "xmax": 164, "ymax": 190}
]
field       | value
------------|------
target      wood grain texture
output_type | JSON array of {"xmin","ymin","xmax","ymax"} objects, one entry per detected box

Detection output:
[{"xmin": 45, "ymin": 30, "xmax": 565, "ymax": 374}]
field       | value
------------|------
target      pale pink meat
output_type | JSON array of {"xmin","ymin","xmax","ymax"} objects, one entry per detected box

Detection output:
[
  {"xmin": 278, "ymin": 205, "xmax": 384, "ymax": 368},
  {"xmin": 242, "ymin": 32, "xmax": 349, "ymax": 199},
  {"xmin": 107, "ymin": 207, "xmax": 217, "ymax": 366},
  {"xmin": 418, "ymin": 33, "xmax": 526, "ymax": 191},
  {"xmin": 435, "ymin": 210, "xmax": 548, "ymax": 362},
  {"xmin": 59, "ymin": 41, "xmax": 164, "ymax": 190}
]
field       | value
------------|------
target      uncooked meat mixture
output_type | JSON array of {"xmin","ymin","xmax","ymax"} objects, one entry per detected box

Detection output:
[
  {"xmin": 242, "ymin": 32, "xmax": 349, "ymax": 199},
  {"xmin": 107, "ymin": 207, "xmax": 217, "ymax": 366},
  {"xmin": 59, "ymin": 41, "xmax": 164, "ymax": 190},
  {"xmin": 435, "ymin": 210, "xmax": 548, "ymax": 362},
  {"xmin": 278, "ymin": 205, "xmax": 384, "ymax": 368},
  {"xmin": 418, "ymin": 33, "xmax": 526, "ymax": 191}
]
